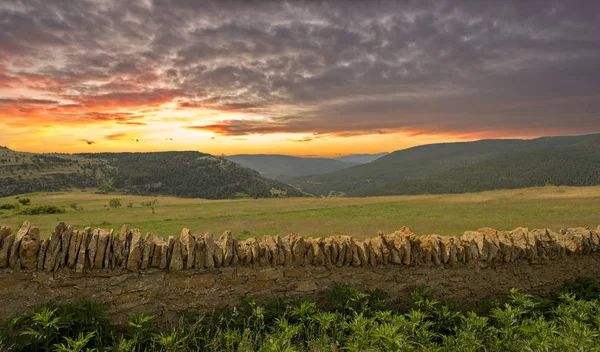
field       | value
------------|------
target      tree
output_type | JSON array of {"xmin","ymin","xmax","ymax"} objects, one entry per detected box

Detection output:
[
  {"xmin": 18, "ymin": 198, "xmax": 31, "ymax": 205},
  {"xmin": 141, "ymin": 199, "xmax": 158, "ymax": 214},
  {"xmin": 108, "ymin": 198, "xmax": 122, "ymax": 209}
]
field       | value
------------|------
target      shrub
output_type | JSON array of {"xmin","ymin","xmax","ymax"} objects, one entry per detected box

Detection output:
[
  {"xmin": 19, "ymin": 205, "xmax": 66, "ymax": 215},
  {"xmin": 108, "ymin": 198, "xmax": 121, "ymax": 209},
  {"xmin": 2, "ymin": 281, "xmax": 600, "ymax": 351},
  {"xmin": 17, "ymin": 198, "xmax": 31, "ymax": 206},
  {"xmin": 0, "ymin": 203, "xmax": 16, "ymax": 210}
]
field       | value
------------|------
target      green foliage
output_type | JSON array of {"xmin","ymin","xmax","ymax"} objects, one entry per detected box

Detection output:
[
  {"xmin": 4, "ymin": 281, "xmax": 600, "ymax": 351},
  {"xmin": 294, "ymin": 133, "xmax": 600, "ymax": 196},
  {"xmin": 19, "ymin": 205, "xmax": 66, "ymax": 215},
  {"xmin": 17, "ymin": 198, "xmax": 31, "ymax": 205},
  {"xmin": 108, "ymin": 198, "xmax": 122, "ymax": 209},
  {"xmin": 79, "ymin": 152, "xmax": 306, "ymax": 199},
  {"xmin": 0, "ymin": 203, "xmax": 17, "ymax": 210}
]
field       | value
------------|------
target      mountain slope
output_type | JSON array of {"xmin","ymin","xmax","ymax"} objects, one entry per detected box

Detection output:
[
  {"xmin": 79, "ymin": 152, "xmax": 305, "ymax": 199},
  {"xmin": 0, "ymin": 148, "xmax": 304, "ymax": 199},
  {"xmin": 0, "ymin": 146, "xmax": 111, "ymax": 197},
  {"xmin": 225, "ymin": 154, "xmax": 357, "ymax": 179},
  {"xmin": 292, "ymin": 133, "xmax": 600, "ymax": 196},
  {"xmin": 333, "ymin": 152, "xmax": 389, "ymax": 164}
]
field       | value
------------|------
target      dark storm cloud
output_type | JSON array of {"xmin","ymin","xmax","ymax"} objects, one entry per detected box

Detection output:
[{"xmin": 1, "ymin": 0, "xmax": 599, "ymax": 137}]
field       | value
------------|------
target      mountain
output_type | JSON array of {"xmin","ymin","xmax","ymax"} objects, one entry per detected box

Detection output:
[
  {"xmin": 333, "ymin": 152, "xmax": 389, "ymax": 164},
  {"xmin": 291, "ymin": 133, "xmax": 600, "ymax": 196},
  {"xmin": 0, "ymin": 147, "xmax": 112, "ymax": 197},
  {"xmin": 0, "ymin": 148, "xmax": 304, "ymax": 199},
  {"xmin": 225, "ymin": 154, "xmax": 358, "ymax": 179}
]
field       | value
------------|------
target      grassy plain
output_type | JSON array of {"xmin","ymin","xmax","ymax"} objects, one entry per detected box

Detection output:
[{"xmin": 0, "ymin": 186, "xmax": 599, "ymax": 239}]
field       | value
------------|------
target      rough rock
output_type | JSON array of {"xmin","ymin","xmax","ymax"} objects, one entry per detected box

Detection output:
[
  {"xmin": 202, "ymin": 233, "xmax": 215, "ymax": 269},
  {"xmin": 292, "ymin": 236, "xmax": 306, "ymax": 266},
  {"xmin": 87, "ymin": 231, "xmax": 99, "ymax": 269},
  {"xmin": 19, "ymin": 227, "xmax": 40, "ymax": 270},
  {"xmin": 95, "ymin": 229, "xmax": 110, "ymax": 269},
  {"xmin": 126, "ymin": 229, "xmax": 142, "ymax": 271},
  {"xmin": 75, "ymin": 228, "xmax": 92, "ymax": 273},
  {"xmin": 8, "ymin": 221, "xmax": 31, "ymax": 268},
  {"xmin": 0, "ymin": 234, "xmax": 14, "ymax": 268},
  {"xmin": 180, "ymin": 228, "xmax": 196, "ymax": 270},
  {"xmin": 67, "ymin": 230, "xmax": 83, "ymax": 268},
  {"xmin": 44, "ymin": 223, "xmax": 65, "ymax": 271},
  {"xmin": 169, "ymin": 238, "xmax": 184, "ymax": 271},
  {"xmin": 220, "ymin": 231, "xmax": 235, "ymax": 267},
  {"xmin": 37, "ymin": 239, "xmax": 48, "ymax": 270},
  {"xmin": 141, "ymin": 233, "xmax": 155, "ymax": 270}
]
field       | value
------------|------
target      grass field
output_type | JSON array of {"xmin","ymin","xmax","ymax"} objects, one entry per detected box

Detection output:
[{"xmin": 0, "ymin": 186, "xmax": 599, "ymax": 239}]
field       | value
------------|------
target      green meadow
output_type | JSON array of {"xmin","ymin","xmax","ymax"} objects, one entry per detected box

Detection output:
[{"xmin": 1, "ymin": 185, "xmax": 599, "ymax": 239}]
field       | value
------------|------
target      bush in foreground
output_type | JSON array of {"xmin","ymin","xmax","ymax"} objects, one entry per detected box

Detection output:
[{"xmin": 2, "ymin": 280, "xmax": 600, "ymax": 351}]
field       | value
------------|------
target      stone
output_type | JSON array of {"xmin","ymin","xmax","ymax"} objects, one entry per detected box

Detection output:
[
  {"xmin": 75, "ymin": 228, "xmax": 92, "ymax": 273},
  {"xmin": 305, "ymin": 240, "xmax": 315, "ymax": 266},
  {"xmin": 180, "ymin": 228, "xmax": 196, "ymax": 269},
  {"xmin": 249, "ymin": 238, "xmax": 260, "ymax": 265},
  {"xmin": 44, "ymin": 223, "xmax": 66, "ymax": 272},
  {"xmin": 37, "ymin": 239, "xmax": 49, "ymax": 270},
  {"xmin": 9, "ymin": 221, "xmax": 31, "ymax": 268},
  {"xmin": 103, "ymin": 230, "xmax": 114, "ymax": 269},
  {"xmin": 202, "ymin": 233, "xmax": 215, "ymax": 269},
  {"xmin": 281, "ymin": 235, "xmax": 294, "ymax": 267},
  {"xmin": 292, "ymin": 236, "xmax": 306, "ymax": 266},
  {"xmin": 264, "ymin": 236, "xmax": 280, "ymax": 265},
  {"xmin": 354, "ymin": 239, "xmax": 368, "ymax": 266},
  {"xmin": 112, "ymin": 225, "xmax": 127, "ymax": 269},
  {"xmin": 0, "ymin": 234, "xmax": 14, "ymax": 268},
  {"xmin": 312, "ymin": 238, "xmax": 325, "ymax": 266},
  {"xmin": 219, "ymin": 231, "xmax": 235, "ymax": 267},
  {"xmin": 194, "ymin": 236, "xmax": 206, "ymax": 269},
  {"xmin": 141, "ymin": 233, "xmax": 155, "ymax": 270},
  {"xmin": 87, "ymin": 231, "xmax": 99, "ymax": 269},
  {"xmin": 275, "ymin": 236, "xmax": 286, "ymax": 264},
  {"xmin": 478, "ymin": 228, "xmax": 501, "ymax": 263},
  {"xmin": 126, "ymin": 229, "xmax": 142, "ymax": 271},
  {"xmin": 169, "ymin": 239, "xmax": 184, "ymax": 271},
  {"xmin": 510, "ymin": 228, "xmax": 530, "ymax": 261},
  {"xmin": 213, "ymin": 242, "xmax": 224, "ymax": 268},
  {"xmin": 258, "ymin": 241, "xmax": 270, "ymax": 267},
  {"xmin": 0, "ymin": 226, "xmax": 10, "ymax": 242},
  {"xmin": 421, "ymin": 235, "xmax": 442, "ymax": 266},
  {"xmin": 95, "ymin": 229, "xmax": 110, "ymax": 269},
  {"xmin": 55, "ymin": 225, "xmax": 73, "ymax": 271},
  {"xmin": 67, "ymin": 230, "xmax": 83, "ymax": 268},
  {"xmin": 19, "ymin": 233, "xmax": 40, "ymax": 270}
]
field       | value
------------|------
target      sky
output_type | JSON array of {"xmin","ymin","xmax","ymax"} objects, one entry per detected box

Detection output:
[{"xmin": 1, "ymin": 0, "xmax": 599, "ymax": 157}]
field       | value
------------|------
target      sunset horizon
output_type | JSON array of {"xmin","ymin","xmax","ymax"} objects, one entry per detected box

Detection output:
[{"xmin": 1, "ymin": 1, "xmax": 599, "ymax": 156}]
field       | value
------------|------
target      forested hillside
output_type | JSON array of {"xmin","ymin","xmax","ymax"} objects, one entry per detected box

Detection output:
[
  {"xmin": 0, "ymin": 148, "xmax": 304, "ymax": 199},
  {"xmin": 0, "ymin": 146, "xmax": 111, "ymax": 197},
  {"xmin": 292, "ymin": 133, "xmax": 600, "ymax": 196},
  {"xmin": 225, "ymin": 154, "xmax": 358, "ymax": 179},
  {"xmin": 79, "ymin": 152, "xmax": 305, "ymax": 199}
]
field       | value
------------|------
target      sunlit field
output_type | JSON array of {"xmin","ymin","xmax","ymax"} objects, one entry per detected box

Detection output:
[{"xmin": 1, "ymin": 185, "xmax": 599, "ymax": 239}]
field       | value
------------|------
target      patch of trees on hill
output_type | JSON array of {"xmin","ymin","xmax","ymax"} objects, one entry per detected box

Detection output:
[
  {"xmin": 80, "ymin": 152, "xmax": 305, "ymax": 199},
  {"xmin": 293, "ymin": 133, "xmax": 600, "ymax": 196}
]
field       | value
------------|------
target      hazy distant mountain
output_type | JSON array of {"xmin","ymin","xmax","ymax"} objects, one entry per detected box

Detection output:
[
  {"xmin": 333, "ymin": 152, "xmax": 389, "ymax": 164},
  {"xmin": 225, "ymin": 154, "xmax": 358, "ymax": 179},
  {"xmin": 291, "ymin": 133, "xmax": 600, "ymax": 196}
]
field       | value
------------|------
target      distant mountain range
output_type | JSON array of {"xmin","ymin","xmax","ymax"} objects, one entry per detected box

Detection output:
[
  {"xmin": 290, "ymin": 133, "xmax": 600, "ymax": 196},
  {"xmin": 224, "ymin": 152, "xmax": 388, "ymax": 179},
  {"xmin": 2, "ymin": 133, "xmax": 599, "ymax": 199}
]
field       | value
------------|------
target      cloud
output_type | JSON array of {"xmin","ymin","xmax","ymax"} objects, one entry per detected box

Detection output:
[
  {"xmin": 104, "ymin": 133, "xmax": 128, "ymax": 140},
  {"xmin": 0, "ymin": 0, "xmax": 599, "ymax": 140}
]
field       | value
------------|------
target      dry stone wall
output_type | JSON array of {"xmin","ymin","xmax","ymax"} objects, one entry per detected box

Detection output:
[{"xmin": 1, "ymin": 221, "xmax": 600, "ymax": 324}]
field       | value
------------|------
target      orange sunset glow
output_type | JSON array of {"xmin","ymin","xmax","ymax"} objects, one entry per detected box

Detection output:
[{"xmin": 1, "ymin": 1, "xmax": 599, "ymax": 156}]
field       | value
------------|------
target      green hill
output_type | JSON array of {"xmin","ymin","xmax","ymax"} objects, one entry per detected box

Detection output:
[
  {"xmin": 0, "ymin": 147, "xmax": 112, "ymax": 197},
  {"xmin": 80, "ymin": 152, "xmax": 305, "ymax": 199},
  {"xmin": 0, "ymin": 148, "xmax": 304, "ymax": 199},
  {"xmin": 292, "ymin": 133, "xmax": 600, "ymax": 196},
  {"xmin": 225, "ymin": 154, "xmax": 358, "ymax": 179}
]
